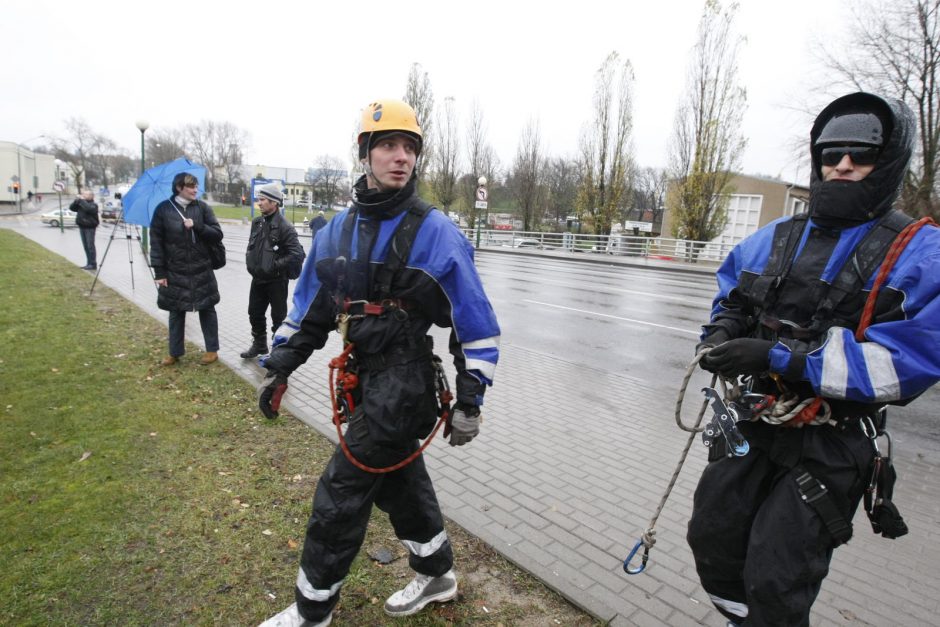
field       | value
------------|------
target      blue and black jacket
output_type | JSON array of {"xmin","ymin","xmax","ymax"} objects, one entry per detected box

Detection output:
[
  {"xmin": 265, "ymin": 177, "xmax": 500, "ymax": 409},
  {"xmin": 705, "ymin": 94, "xmax": 940, "ymax": 410}
]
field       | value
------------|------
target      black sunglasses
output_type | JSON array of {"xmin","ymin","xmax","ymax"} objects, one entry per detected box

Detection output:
[{"xmin": 820, "ymin": 145, "xmax": 880, "ymax": 167}]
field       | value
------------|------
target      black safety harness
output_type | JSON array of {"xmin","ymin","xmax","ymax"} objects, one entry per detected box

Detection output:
[
  {"xmin": 327, "ymin": 200, "xmax": 455, "ymax": 474},
  {"xmin": 745, "ymin": 210, "xmax": 917, "ymax": 545}
]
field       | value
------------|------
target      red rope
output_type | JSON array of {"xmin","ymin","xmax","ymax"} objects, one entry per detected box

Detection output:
[
  {"xmin": 855, "ymin": 217, "xmax": 936, "ymax": 342},
  {"xmin": 328, "ymin": 343, "xmax": 451, "ymax": 474}
]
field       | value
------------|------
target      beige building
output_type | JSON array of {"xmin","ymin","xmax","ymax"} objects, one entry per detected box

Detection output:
[
  {"xmin": 0, "ymin": 141, "xmax": 69, "ymax": 203},
  {"xmin": 663, "ymin": 173, "xmax": 810, "ymax": 247}
]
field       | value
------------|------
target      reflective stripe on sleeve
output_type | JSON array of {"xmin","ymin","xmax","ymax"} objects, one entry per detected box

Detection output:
[
  {"xmin": 820, "ymin": 328, "xmax": 849, "ymax": 397},
  {"xmin": 861, "ymin": 341, "xmax": 901, "ymax": 401},
  {"xmin": 400, "ymin": 529, "xmax": 448, "ymax": 558}
]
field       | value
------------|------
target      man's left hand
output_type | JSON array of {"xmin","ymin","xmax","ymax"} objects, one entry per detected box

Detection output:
[{"xmin": 700, "ymin": 338, "xmax": 774, "ymax": 377}]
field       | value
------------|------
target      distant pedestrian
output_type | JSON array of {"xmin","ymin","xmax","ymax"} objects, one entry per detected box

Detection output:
[
  {"xmin": 150, "ymin": 173, "xmax": 223, "ymax": 366},
  {"xmin": 308, "ymin": 210, "xmax": 327, "ymax": 238},
  {"xmin": 240, "ymin": 182, "xmax": 305, "ymax": 359},
  {"xmin": 69, "ymin": 190, "xmax": 99, "ymax": 270}
]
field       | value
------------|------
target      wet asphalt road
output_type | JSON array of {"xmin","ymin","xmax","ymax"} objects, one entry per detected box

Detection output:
[{"xmin": 473, "ymin": 250, "xmax": 940, "ymax": 455}]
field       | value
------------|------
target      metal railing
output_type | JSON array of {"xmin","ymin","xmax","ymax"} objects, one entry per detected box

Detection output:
[{"xmin": 461, "ymin": 228, "xmax": 735, "ymax": 266}]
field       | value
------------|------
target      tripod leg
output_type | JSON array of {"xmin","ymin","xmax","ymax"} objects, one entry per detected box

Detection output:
[{"xmin": 89, "ymin": 219, "xmax": 123, "ymax": 295}]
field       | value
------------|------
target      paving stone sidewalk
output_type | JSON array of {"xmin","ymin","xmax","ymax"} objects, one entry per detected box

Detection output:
[{"xmin": 7, "ymin": 217, "xmax": 940, "ymax": 627}]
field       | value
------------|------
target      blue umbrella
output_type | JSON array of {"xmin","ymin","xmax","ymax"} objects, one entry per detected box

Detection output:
[{"xmin": 122, "ymin": 158, "xmax": 207, "ymax": 226}]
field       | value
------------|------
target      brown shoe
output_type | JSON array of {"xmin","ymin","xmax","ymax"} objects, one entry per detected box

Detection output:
[
  {"xmin": 199, "ymin": 351, "xmax": 218, "ymax": 365},
  {"xmin": 161, "ymin": 355, "xmax": 179, "ymax": 366}
]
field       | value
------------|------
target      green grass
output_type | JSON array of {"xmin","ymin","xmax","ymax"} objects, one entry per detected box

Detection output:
[{"xmin": 0, "ymin": 230, "xmax": 599, "ymax": 626}]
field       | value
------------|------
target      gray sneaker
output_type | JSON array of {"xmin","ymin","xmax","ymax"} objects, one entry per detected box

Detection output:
[
  {"xmin": 383, "ymin": 569, "xmax": 458, "ymax": 617},
  {"xmin": 257, "ymin": 602, "xmax": 331, "ymax": 627}
]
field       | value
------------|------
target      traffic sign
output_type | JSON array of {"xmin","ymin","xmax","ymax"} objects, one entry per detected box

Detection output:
[
  {"xmin": 475, "ymin": 200, "xmax": 488, "ymax": 210},
  {"xmin": 53, "ymin": 180, "xmax": 65, "ymax": 192},
  {"xmin": 99, "ymin": 187, "xmax": 110, "ymax": 197},
  {"xmin": 475, "ymin": 186, "xmax": 488, "ymax": 202}
]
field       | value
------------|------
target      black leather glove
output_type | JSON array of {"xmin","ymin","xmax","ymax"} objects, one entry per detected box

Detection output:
[
  {"xmin": 448, "ymin": 402, "xmax": 481, "ymax": 446},
  {"xmin": 700, "ymin": 338, "xmax": 773, "ymax": 377},
  {"xmin": 258, "ymin": 372, "xmax": 288, "ymax": 419}
]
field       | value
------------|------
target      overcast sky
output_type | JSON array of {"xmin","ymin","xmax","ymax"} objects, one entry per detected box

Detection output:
[{"xmin": 2, "ymin": 0, "xmax": 850, "ymax": 185}]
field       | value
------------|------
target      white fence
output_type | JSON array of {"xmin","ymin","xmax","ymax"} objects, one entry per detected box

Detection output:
[{"xmin": 461, "ymin": 228, "xmax": 735, "ymax": 266}]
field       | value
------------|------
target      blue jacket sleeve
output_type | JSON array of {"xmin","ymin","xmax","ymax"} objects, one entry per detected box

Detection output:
[{"xmin": 769, "ymin": 227, "xmax": 940, "ymax": 403}]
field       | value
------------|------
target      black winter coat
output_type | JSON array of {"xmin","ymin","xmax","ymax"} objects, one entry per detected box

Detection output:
[
  {"xmin": 69, "ymin": 198, "xmax": 99, "ymax": 228},
  {"xmin": 246, "ymin": 210, "xmax": 305, "ymax": 283},
  {"xmin": 150, "ymin": 198, "xmax": 222, "ymax": 311}
]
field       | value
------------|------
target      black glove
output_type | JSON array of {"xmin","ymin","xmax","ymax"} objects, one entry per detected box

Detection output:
[
  {"xmin": 258, "ymin": 372, "xmax": 288, "ymax": 419},
  {"xmin": 448, "ymin": 402, "xmax": 481, "ymax": 446},
  {"xmin": 695, "ymin": 327, "xmax": 731, "ymax": 357},
  {"xmin": 700, "ymin": 338, "xmax": 773, "ymax": 377}
]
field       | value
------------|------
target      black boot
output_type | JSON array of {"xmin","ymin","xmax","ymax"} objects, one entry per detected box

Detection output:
[{"xmin": 240, "ymin": 334, "xmax": 268, "ymax": 359}]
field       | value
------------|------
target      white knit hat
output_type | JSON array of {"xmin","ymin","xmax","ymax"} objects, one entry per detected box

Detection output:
[{"xmin": 258, "ymin": 182, "xmax": 284, "ymax": 206}]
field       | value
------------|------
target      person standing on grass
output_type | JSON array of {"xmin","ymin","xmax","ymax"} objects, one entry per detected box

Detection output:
[
  {"xmin": 256, "ymin": 98, "xmax": 500, "ymax": 627},
  {"xmin": 150, "ymin": 172, "xmax": 223, "ymax": 366}
]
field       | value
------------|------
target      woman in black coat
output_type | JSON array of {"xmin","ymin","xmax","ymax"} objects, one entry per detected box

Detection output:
[{"xmin": 150, "ymin": 172, "xmax": 223, "ymax": 365}]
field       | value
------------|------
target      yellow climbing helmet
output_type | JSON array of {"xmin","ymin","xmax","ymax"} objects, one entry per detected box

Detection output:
[{"xmin": 358, "ymin": 99, "xmax": 423, "ymax": 157}]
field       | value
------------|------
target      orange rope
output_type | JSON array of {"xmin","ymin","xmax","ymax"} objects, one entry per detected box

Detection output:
[
  {"xmin": 328, "ymin": 343, "xmax": 451, "ymax": 474},
  {"xmin": 856, "ymin": 217, "xmax": 936, "ymax": 342}
]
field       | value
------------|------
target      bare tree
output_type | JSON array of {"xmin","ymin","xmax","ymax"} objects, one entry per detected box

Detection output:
[
  {"xmin": 546, "ymin": 157, "xmax": 581, "ymax": 227},
  {"xmin": 575, "ymin": 51, "xmax": 636, "ymax": 235},
  {"xmin": 430, "ymin": 96, "xmax": 460, "ymax": 211},
  {"xmin": 633, "ymin": 166, "xmax": 670, "ymax": 230},
  {"xmin": 309, "ymin": 154, "xmax": 347, "ymax": 207},
  {"xmin": 509, "ymin": 119, "xmax": 545, "ymax": 232},
  {"xmin": 818, "ymin": 0, "xmax": 940, "ymax": 219},
  {"xmin": 462, "ymin": 100, "xmax": 496, "ymax": 228},
  {"xmin": 55, "ymin": 118, "xmax": 114, "ymax": 192},
  {"xmin": 403, "ymin": 63, "xmax": 435, "ymax": 179},
  {"xmin": 668, "ymin": 0, "xmax": 747, "ymax": 245},
  {"xmin": 185, "ymin": 120, "xmax": 249, "ymax": 199},
  {"xmin": 146, "ymin": 129, "xmax": 189, "ymax": 167}
]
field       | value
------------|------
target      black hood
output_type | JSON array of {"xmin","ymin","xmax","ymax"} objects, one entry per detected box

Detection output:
[
  {"xmin": 351, "ymin": 174, "xmax": 418, "ymax": 219},
  {"xmin": 808, "ymin": 92, "xmax": 915, "ymax": 228}
]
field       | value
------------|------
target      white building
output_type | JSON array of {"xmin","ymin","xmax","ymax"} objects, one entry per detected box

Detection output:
[{"xmin": 0, "ymin": 141, "xmax": 70, "ymax": 204}]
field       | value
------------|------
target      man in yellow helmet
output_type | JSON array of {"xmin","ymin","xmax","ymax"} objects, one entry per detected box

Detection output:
[{"xmin": 257, "ymin": 99, "xmax": 501, "ymax": 627}]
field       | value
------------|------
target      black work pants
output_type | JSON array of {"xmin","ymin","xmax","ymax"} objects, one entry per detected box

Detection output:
[
  {"xmin": 247, "ymin": 278, "xmax": 288, "ymax": 336},
  {"xmin": 79, "ymin": 226, "xmax": 97, "ymax": 267},
  {"xmin": 687, "ymin": 421, "xmax": 873, "ymax": 626},
  {"xmin": 294, "ymin": 411, "xmax": 453, "ymax": 622}
]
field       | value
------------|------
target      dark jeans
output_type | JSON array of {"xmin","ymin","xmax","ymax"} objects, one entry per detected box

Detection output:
[
  {"xmin": 79, "ymin": 227, "xmax": 97, "ymax": 267},
  {"xmin": 248, "ymin": 279, "xmax": 288, "ymax": 336},
  {"xmin": 168, "ymin": 308, "xmax": 219, "ymax": 357}
]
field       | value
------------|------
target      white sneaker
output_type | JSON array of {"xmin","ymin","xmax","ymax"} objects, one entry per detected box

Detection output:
[
  {"xmin": 383, "ymin": 569, "xmax": 458, "ymax": 617},
  {"xmin": 258, "ymin": 602, "xmax": 331, "ymax": 627}
]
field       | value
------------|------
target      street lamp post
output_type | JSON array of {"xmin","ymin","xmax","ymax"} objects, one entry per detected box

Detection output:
[
  {"xmin": 136, "ymin": 120, "xmax": 149, "ymax": 253},
  {"xmin": 54, "ymin": 159, "xmax": 65, "ymax": 234}
]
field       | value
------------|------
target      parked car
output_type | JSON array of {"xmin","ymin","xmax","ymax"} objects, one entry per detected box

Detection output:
[
  {"xmin": 101, "ymin": 199, "xmax": 122, "ymax": 221},
  {"xmin": 40, "ymin": 208, "xmax": 77, "ymax": 228},
  {"xmin": 514, "ymin": 238, "xmax": 542, "ymax": 249}
]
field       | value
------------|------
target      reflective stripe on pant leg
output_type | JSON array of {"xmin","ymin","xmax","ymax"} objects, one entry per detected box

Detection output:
[
  {"xmin": 296, "ymin": 567, "xmax": 343, "ymax": 602},
  {"xmin": 708, "ymin": 594, "xmax": 748, "ymax": 619},
  {"xmin": 400, "ymin": 529, "xmax": 448, "ymax": 558}
]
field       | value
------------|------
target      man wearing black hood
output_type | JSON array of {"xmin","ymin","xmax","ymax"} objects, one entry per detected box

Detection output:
[
  {"xmin": 257, "ymin": 99, "xmax": 500, "ymax": 627},
  {"xmin": 688, "ymin": 92, "xmax": 940, "ymax": 625}
]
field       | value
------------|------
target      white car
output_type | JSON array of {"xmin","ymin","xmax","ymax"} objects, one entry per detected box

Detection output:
[{"xmin": 40, "ymin": 208, "xmax": 77, "ymax": 228}]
